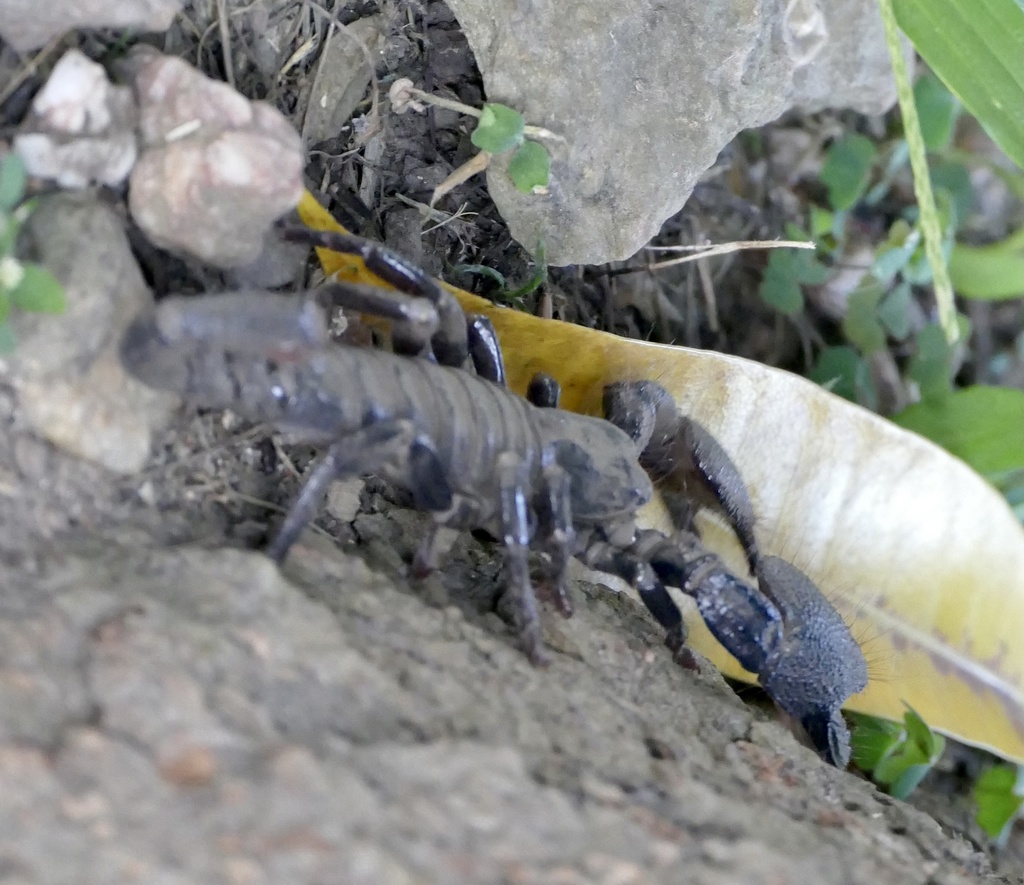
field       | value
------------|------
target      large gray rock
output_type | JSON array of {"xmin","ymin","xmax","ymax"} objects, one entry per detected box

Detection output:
[
  {"xmin": 447, "ymin": 0, "xmax": 903, "ymax": 264},
  {"xmin": 0, "ymin": 0, "xmax": 182, "ymax": 52}
]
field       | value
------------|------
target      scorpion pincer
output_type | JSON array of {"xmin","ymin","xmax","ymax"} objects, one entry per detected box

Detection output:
[{"xmin": 119, "ymin": 227, "xmax": 867, "ymax": 767}]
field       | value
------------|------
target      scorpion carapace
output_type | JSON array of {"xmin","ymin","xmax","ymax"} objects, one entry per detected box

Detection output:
[{"xmin": 120, "ymin": 226, "xmax": 867, "ymax": 768}]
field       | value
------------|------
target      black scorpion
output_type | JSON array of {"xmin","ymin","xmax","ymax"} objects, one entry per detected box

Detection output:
[{"xmin": 119, "ymin": 227, "xmax": 867, "ymax": 767}]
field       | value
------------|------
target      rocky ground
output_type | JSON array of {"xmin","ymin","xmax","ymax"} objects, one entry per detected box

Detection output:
[{"xmin": 0, "ymin": 0, "xmax": 1022, "ymax": 882}]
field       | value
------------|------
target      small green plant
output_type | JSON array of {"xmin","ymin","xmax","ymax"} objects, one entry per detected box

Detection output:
[
  {"xmin": 0, "ymin": 152, "xmax": 65, "ymax": 352},
  {"xmin": 758, "ymin": 71, "xmax": 966, "ymax": 367},
  {"xmin": 974, "ymin": 763, "xmax": 1024, "ymax": 846},
  {"xmin": 853, "ymin": 708, "xmax": 1024, "ymax": 846},
  {"xmin": 850, "ymin": 706, "xmax": 945, "ymax": 800},
  {"xmin": 454, "ymin": 239, "xmax": 548, "ymax": 310},
  {"xmin": 755, "ymin": 70, "xmax": 1024, "ymax": 518},
  {"xmin": 890, "ymin": 0, "xmax": 1024, "ymax": 170},
  {"xmin": 388, "ymin": 79, "xmax": 557, "ymax": 199}
]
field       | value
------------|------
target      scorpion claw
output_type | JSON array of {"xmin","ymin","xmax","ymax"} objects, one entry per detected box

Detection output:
[{"xmin": 755, "ymin": 556, "xmax": 868, "ymax": 768}]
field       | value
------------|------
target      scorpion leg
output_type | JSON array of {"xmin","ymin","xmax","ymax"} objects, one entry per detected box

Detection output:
[
  {"xmin": 603, "ymin": 381, "xmax": 760, "ymax": 572},
  {"xmin": 284, "ymin": 226, "xmax": 506, "ymax": 381},
  {"xmin": 266, "ymin": 419, "xmax": 452, "ymax": 563},
  {"xmin": 581, "ymin": 540, "xmax": 685, "ymax": 632},
  {"xmin": 534, "ymin": 462, "xmax": 576, "ymax": 617},
  {"xmin": 525, "ymin": 371, "xmax": 561, "ymax": 408},
  {"xmin": 466, "ymin": 315, "xmax": 507, "ymax": 385},
  {"xmin": 319, "ymin": 281, "xmax": 440, "ymax": 359},
  {"xmin": 280, "ymin": 226, "xmax": 470, "ymax": 369},
  {"xmin": 497, "ymin": 451, "xmax": 548, "ymax": 665}
]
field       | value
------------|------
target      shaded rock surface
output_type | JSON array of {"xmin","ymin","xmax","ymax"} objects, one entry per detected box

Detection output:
[
  {"xmin": 0, "ymin": 523, "xmax": 1001, "ymax": 882},
  {"xmin": 0, "ymin": 193, "xmax": 173, "ymax": 474},
  {"xmin": 446, "ymin": 0, "xmax": 903, "ymax": 264}
]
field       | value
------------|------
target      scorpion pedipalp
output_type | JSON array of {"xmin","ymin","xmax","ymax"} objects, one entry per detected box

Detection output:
[
  {"xmin": 604, "ymin": 381, "xmax": 760, "ymax": 572},
  {"xmin": 600, "ymin": 379, "xmax": 867, "ymax": 766},
  {"xmin": 753, "ymin": 555, "xmax": 868, "ymax": 767}
]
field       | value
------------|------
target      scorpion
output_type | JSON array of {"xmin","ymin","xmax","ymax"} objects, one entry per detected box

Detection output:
[{"xmin": 119, "ymin": 226, "xmax": 868, "ymax": 767}]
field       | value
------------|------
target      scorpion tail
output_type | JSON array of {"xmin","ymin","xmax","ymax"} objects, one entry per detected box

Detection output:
[{"xmin": 120, "ymin": 311, "xmax": 192, "ymax": 394}]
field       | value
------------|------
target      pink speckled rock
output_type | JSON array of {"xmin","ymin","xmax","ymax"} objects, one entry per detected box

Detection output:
[{"xmin": 126, "ymin": 48, "xmax": 303, "ymax": 269}]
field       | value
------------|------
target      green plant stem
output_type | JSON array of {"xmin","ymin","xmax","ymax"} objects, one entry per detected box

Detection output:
[
  {"xmin": 878, "ymin": 0, "xmax": 959, "ymax": 344},
  {"xmin": 402, "ymin": 86, "xmax": 564, "ymax": 143}
]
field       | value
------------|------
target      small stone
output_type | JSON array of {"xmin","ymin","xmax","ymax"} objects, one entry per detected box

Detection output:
[
  {"xmin": 13, "ymin": 50, "xmax": 137, "ymax": 189},
  {"xmin": 158, "ymin": 745, "xmax": 217, "ymax": 787},
  {"xmin": 125, "ymin": 48, "xmax": 303, "ymax": 268},
  {"xmin": 326, "ymin": 478, "xmax": 365, "ymax": 524}
]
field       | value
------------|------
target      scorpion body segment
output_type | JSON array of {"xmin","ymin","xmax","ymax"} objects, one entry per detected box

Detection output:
[
  {"xmin": 121, "ymin": 292, "xmax": 653, "ymax": 660},
  {"xmin": 122, "ymin": 294, "xmax": 652, "ymax": 529},
  {"xmin": 121, "ymin": 228, "xmax": 868, "ymax": 767}
]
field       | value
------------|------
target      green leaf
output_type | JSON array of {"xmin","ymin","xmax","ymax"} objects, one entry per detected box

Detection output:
[
  {"xmin": 758, "ymin": 250, "xmax": 805, "ymax": 314},
  {"xmin": 453, "ymin": 263, "xmax": 507, "ymax": 288},
  {"xmin": 904, "ymin": 706, "xmax": 943, "ymax": 757},
  {"xmin": 0, "ymin": 152, "xmax": 27, "ymax": 212},
  {"xmin": 758, "ymin": 233, "xmax": 830, "ymax": 316},
  {"xmin": 893, "ymin": 0, "xmax": 1024, "ymax": 169},
  {"xmin": 821, "ymin": 134, "xmax": 877, "ymax": 210},
  {"xmin": 8, "ymin": 264, "xmax": 65, "ymax": 313},
  {"xmin": 873, "ymin": 220, "xmax": 921, "ymax": 284},
  {"xmin": 504, "ymin": 238, "xmax": 547, "ymax": 301},
  {"xmin": 893, "ymin": 385, "xmax": 1024, "ymax": 478},
  {"xmin": 507, "ymin": 141, "xmax": 551, "ymax": 193},
  {"xmin": 974, "ymin": 765, "xmax": 1024, "ymax": 840},
  {"xmin": 949, "ymin": 230, "xmax": 1024, "ymax": 300},
  {"xmin": 855, "ymin": 708, "xmax": 943, "ymax": 801},
  {"xmin": 864, "ymin": 140, "xmax": 912, "ymax": 206},
  {"xmin": 0, "ymin": 213, "xmax": 15, "ymax": 258},
  {"xmin": 0, "ymin": 321, "xmax": 15, "ymax": 353},
  {"xmin": 843, "ymin": 281, "xmax": 887, "ymax": 354},
  {"xmin": 809, "ymin": 346, "xmax": 877, "ymax": 408},
  {"xmin": 888, "ymin": 763, "xmax": 938, "ymax": 801},
  {"xmin": 906, "ymin": 321, "xmax": 958, "ymax": 401},
  {"xmin": 914, "ymin": 73, "xmax": 960, "ymax": 151},
  {"xmin": 808, "ymin": 205, "xmax": 835, "ymax": 240},
  {"xmin": 899, "ymin": 192, "xmax": 957, "ymax": 286},
  {"xmin": 851, "ymin": 715, "xmax": 902, "ymax": 770},
  {"xmin": 877, "ymin": 280, "xmax": 913, "ymax": 340},
  {"xmin": 471, "ymin": 104, "xmax": 525, "ymax": 154},
  {"xmin": 929, "ymin": 160, "xmax": 974, "ymax": 228}
]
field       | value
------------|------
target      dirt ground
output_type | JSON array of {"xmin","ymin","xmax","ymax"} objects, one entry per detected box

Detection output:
[{"xmin": 0, "ymin": 0, "xmax": 1023, "ymax": 882}]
